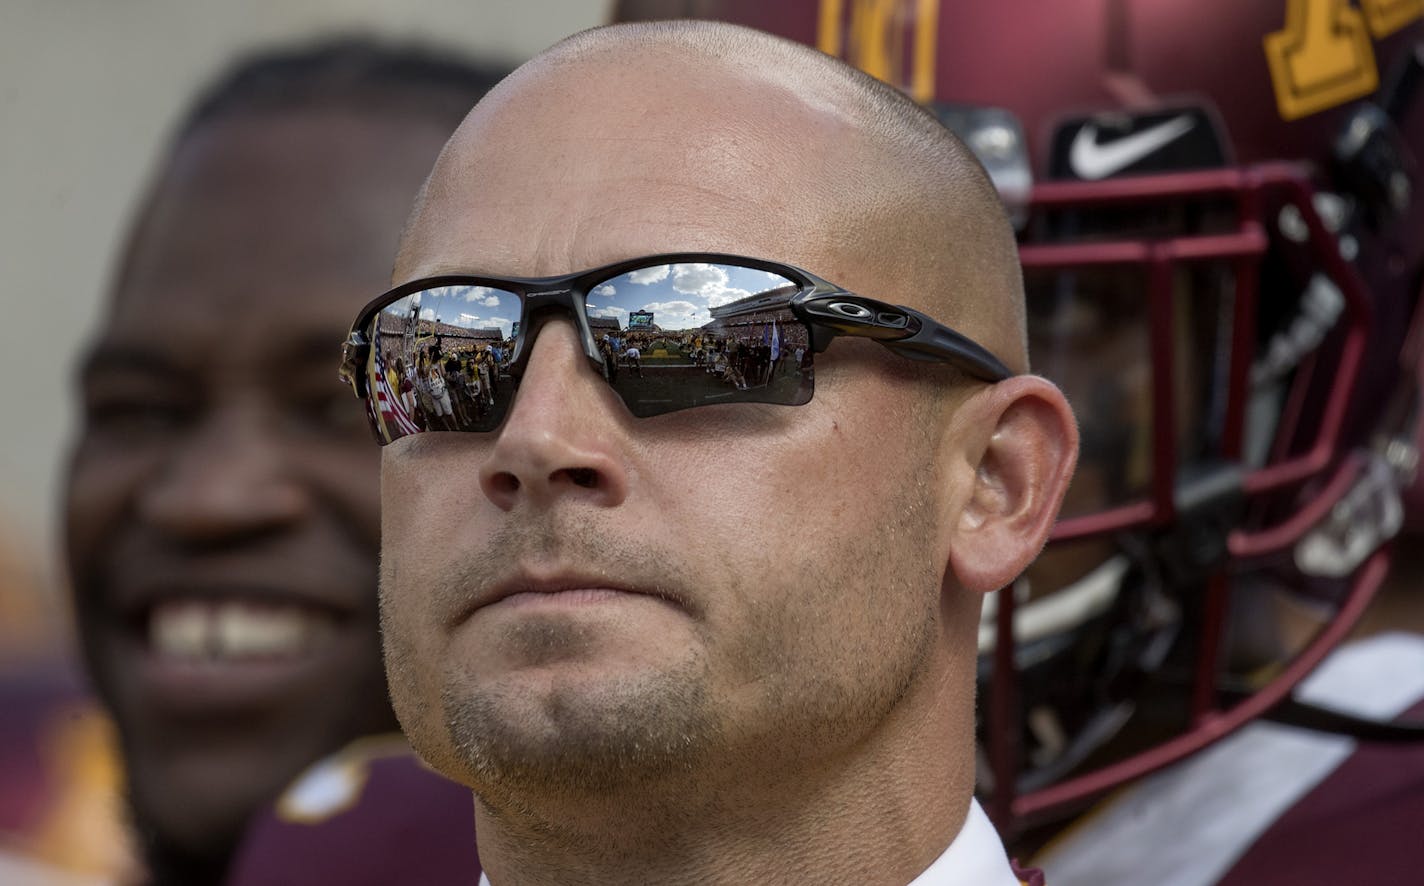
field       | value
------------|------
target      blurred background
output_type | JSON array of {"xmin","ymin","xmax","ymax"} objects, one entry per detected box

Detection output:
[
  {"xmin": 0, "ymin": 0, "xmax": 605, "ymax": 642},
  {"xmin": 6, "ymin": 2, "xmax": 1423, "ymax": 883},
  {"xmin": 0, "ymin": 3, "xmax": 604, "ymax": 880}
]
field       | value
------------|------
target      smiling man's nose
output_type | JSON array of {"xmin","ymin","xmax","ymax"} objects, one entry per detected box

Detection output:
[
  {"xmin": 139, "ymin": 408, "xmax": 311, "ymax": 544},
  {"xmin": 478, "ymin": 320, "xmax": 631, "ymax": 511}
]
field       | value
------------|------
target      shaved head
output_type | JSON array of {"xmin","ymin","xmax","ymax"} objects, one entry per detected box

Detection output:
[
  {"xmin": 396, "ymin": 21, "xmax": 1026, "ymax": 370},
  {"xmin": 378, "ymin": 19, "xmax": 1077, "ymax": 884}
]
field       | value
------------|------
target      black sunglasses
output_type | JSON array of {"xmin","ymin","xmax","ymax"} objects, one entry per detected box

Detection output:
[{"xmin": 340, "ymin": 253, "xmax": 1013, "ymax": 444}]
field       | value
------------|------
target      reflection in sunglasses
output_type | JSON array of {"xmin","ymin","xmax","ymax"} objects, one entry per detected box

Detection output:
[{"xmin": 343, "ymin": 255, "xmax": 1013, "ymax": 444}]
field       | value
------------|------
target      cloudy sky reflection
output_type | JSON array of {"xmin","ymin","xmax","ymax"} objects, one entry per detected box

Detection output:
[{"xmin": 382, "ymin": 264, "xmax": 793, "ymax": 334}]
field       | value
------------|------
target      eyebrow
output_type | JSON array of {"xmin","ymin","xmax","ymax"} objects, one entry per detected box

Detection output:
[
  {"xmin": 84, "ymin": 331, "xmax": 348, "ymax": 376},
  {"xmin": 275, "ymin": 332, "xmax": 352, "ymax": 373},
  {"xmin": 79, "ymin": 345, "xmax": 185, "ymax": 384}
]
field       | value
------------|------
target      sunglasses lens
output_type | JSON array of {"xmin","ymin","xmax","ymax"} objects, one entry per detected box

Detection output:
[
  {"xmin": 588, "ymin": 262, "xmax": 813, "ymax": 417},
  {"xmin": 362, "ymin": 284, "xmax": 522, "ymax": 441},
  {"xmin": 357, "ymin": 263, "xmax": 817, "ymax": 443}
]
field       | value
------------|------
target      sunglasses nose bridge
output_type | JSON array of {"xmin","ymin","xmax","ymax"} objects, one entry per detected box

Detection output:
[{"xmin": 513, "ymin": 288, "xmax": 603, "ymax": 374}]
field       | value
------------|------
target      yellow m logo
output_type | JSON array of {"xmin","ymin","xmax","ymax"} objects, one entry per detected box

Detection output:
[{"xmin": 817, "ymin": 0, "xmax": 940, "ymax": 103}]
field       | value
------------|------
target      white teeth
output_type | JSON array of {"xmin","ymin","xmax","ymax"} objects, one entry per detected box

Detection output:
[
  {"xmin": 149, "ymin": 600, "xmax": 327, "ymax": 663},
  {"xmin": 152, "ymin": 602, "xmax": 211, "ymax": 658},
  {"xmin": 214, "ymin": 604, "xmax": 309, "ymax": 657}
]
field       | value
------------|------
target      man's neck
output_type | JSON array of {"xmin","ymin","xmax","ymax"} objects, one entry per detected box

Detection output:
[
  {"xmin": 470, "ymin": 610, "xmax": 987, "ymax": 884},
  {"xmin": 470, "ymin": 716, "xmax": 974, "ymax": 884}
]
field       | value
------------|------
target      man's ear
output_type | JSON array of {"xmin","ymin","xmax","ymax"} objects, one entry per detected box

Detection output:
[{"xmin": 946, "ymin": 375, "xmax": 1078, "ymax": 594}]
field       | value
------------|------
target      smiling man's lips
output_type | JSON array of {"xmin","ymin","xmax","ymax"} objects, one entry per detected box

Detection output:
[
  {"xmin": 109, "ymin": 587, "xmax": 360, "ymax": 715},
  {"xmin": 149, "ymin": 598, "xmax": 340, "ymax": 661}
]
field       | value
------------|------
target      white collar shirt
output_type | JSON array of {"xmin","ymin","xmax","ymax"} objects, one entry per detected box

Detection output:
[{"xmin": 476, "ymin": 798, "xmax": 1021, "ymax": 886}]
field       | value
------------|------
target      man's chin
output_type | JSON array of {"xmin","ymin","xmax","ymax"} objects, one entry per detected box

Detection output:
[
  {"xmin": 117, "ymin": 713, "xmax": 336, "ymax": 871},
  {"xmin": 437, "ymin": 667, "xmax": 717, "ymax": 797},
  {"xmin": 130, "ymin": 756, "xmax": 276, "ymax": 850},
  {"xmin": 126, "ymin": 776, "xmax": 251, "ymax": 885}
]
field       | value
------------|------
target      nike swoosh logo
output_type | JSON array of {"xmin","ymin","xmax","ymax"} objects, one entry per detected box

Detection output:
[{"xmin": 1069, "ymin": 114, "xmax": 1196, "ymax": 180}]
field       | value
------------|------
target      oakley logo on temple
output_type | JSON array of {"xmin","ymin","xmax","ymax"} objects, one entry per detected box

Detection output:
[
  {"xmin": 340, "ymin": 253, "xmax": 1013, "ymax": 445},
  {"xmin": 828, "ymin": 302, "xmax": 873, "ymax": 319}
]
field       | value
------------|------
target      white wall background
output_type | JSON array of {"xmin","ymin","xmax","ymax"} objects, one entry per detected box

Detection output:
[{"xmin": 0, "ymin": 0, "xmax": 609, "ymax": 595}]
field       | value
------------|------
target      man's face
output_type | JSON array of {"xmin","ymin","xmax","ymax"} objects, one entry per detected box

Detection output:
[
  {"xmin": 380, "ymin": 66, "xmax": 974, "ymax": 802},
  {"xmin": 66, "ymin": 108, "xmax": 451, "ymax": 857}
]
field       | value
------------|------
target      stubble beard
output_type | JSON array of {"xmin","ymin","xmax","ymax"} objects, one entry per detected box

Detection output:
[
  {"xmin": 433, "ymin": 585, "xmax": 938, "ymax": 821},
  {"xmin": 388, "ymin": 449, "xmax": 945, "ymax": 817},
  {"xmin": 385, "ymin": 516, "xmax": 728, "ymax": 808},
  {"xmin": 442, "ymin": 630, "xmax": 719, "ymax": 801}
]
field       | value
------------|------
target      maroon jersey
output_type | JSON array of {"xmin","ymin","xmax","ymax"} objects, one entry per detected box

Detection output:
[
  {"xmin": 1033, "ymin": 633, "xmax": 1424, "ymax": 885},
  {"xmin": 1214, "ymin": 693, "xmax": 1424, "ymax": 885},
  {"xmin": 226, "ymin": 735, "xmax": 480, "ymax": 885},
  {"xmin": 1013, "ymin": 859, "xmax": 1047, "ymax": 886}
]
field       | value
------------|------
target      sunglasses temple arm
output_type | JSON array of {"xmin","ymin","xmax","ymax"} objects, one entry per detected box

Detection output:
[
  {"xmin": 883, "ymin": 321, "xmax": 1014, "ymax": 381},
  {"xmin": 801, "ymin": 302, "xmax": 1014, "ymax": 380}
]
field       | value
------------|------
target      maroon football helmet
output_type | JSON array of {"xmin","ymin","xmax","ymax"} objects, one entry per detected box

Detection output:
[{"xmin": 613, "ymin": 0, "xmax": 1424, "ymax": 837}]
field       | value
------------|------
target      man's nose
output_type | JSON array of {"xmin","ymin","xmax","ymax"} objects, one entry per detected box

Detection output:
[
  {"xmin": 138, "ymin": 406, "xmax": 310, "ymax": 544},
  {"xmin": 478, "ymin": 319, "xmax": 631, "ymax": 511}
]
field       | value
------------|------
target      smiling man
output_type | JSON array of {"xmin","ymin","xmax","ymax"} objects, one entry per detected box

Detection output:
[
  {"xmin": 65, "ymin": 43, "xmax": 500, "ymax": 884},
  {"xmin": 351, "ymin": 21, "xmax": 1077, "ymax": 886}
]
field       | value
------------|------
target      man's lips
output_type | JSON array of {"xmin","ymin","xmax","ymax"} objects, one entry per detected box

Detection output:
[
  {"xmin": 111, "ymin": 582, "xmax": 355, "ymax": 656},
  {"xmin": 452, "ymin": 571, "xmax": 690, "ymax": 625},
  {"xmin": 495, "ymin": 588, "xmax": 642, "ymax": 607},
  {"xmin": 94, "ymin": 576, "xmax": 368, "ymax": 715},
  {"xmin": 107, "ymin": 567, "xmax": 361, "ymax": 620},
  {"xmin": 99, "ymin": 601, "xmax": 354, "ymax": 717},
  {"xmin": 146, "ymin": 597, "xmax": 341, "ymax": 661}
]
